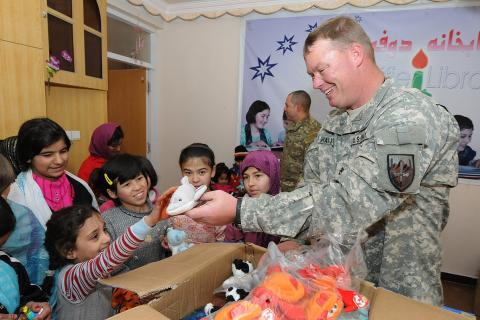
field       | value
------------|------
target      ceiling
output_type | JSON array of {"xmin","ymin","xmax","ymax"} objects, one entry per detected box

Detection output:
[{"xmin": 126, "ymin": 0, "xmax": 449, "ymax": 22}]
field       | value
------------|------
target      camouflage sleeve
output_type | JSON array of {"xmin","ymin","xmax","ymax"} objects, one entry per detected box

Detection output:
[
  {"xmin": 240, "ymin": 96, "xmax": 457, "ymax": 239},
  {"xmin": 240, "ymin": 186, "xmax": 314, "ymax": 238}
]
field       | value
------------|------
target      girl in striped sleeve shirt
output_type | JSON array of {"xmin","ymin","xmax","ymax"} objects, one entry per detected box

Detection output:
[{"xmin": 44, "ymin": 201, "xmax": 166, "ymax": 320}]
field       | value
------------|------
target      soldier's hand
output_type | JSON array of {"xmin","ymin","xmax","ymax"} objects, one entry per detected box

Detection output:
[{"xmin": 185, "ymin": 190, "xmax": 236, "ymax": 225}]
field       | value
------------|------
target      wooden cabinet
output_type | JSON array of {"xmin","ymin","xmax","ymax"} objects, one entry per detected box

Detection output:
[
  {"xmin": 46, "ymin": 86, "xmax": 107, "ymax": 172},
  {"xmin": 0, "ymin": 0, "xmax": 43, "ymax": 48},
  {"xmin": 43, "ymin": 0, "xmax": 108, "ymax": 90},
  {"xmin": 0, "ymin": 41, "xmax": 46, "ymax": 137},
  {"xmin": 0, "ymin": 0, "xmax": 46, "ymax": 138},
  {"xmin": 0, "ymin": 1, "xmax": 108, "ymax": 173}
]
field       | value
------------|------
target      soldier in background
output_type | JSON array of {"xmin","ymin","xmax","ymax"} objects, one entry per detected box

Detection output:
[
  {"xmin": 187, "ymin": 16, "xmax": 458, "ymax": 306},
  {"xmin": 280, "ymin": 90, "xmax": 321, "ymax": 192}
]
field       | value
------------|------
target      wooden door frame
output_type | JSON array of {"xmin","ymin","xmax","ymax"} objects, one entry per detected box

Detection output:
[{"xmin": 106, "ymin": 6, "xmax": 157, "ymax": 158}]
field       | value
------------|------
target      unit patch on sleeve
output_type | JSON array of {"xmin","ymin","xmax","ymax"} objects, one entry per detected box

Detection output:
[{"xmin": 387, "ymin": 154, "xmax": 415, "ymax": 192}]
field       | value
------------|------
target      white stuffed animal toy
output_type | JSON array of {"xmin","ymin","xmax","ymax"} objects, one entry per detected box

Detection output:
[
  {"xmin": 221, "ymin": 259, "xmax": 255, "ymax": 292},
  {"xmin": 166, "ymin": 176, "xmax": 207, "ymax": 215},
  {"xmin": 166, "ymin": 228, "xmax": 193, "ymax": 255}
]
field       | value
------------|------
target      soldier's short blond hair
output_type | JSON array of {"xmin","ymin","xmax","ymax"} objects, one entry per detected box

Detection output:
[
  {"xmin": 290, "ymin": 90, "xmax": 311, "ymax": 113},
  {"xmin": 303, "ymin": 16, "xmax": 375, "ymax": 62}
]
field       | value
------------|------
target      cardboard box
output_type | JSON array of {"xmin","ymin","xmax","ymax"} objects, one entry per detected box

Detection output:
[{"xmin": 103, "ymin": 243, "xmax": 474, "ymax": 320}]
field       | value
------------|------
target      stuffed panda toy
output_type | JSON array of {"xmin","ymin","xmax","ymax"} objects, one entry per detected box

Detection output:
[
  {"xmin": 222, "ymin": 259, "xmax": 255, "ymax": 292},
  {"xmin": 225, "ymin": 286, "xmax": 249, "ymax": 302}
]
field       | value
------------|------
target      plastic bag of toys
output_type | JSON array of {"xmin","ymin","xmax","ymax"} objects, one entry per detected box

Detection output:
[{"xmin": 206, "ymin": 232, "xmax": 370, "ymax": 320}]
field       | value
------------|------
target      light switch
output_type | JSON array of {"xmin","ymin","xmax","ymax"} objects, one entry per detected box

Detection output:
[{"xmin": 71, "ymin": 131, "xmax": 80, "ymax": 140}]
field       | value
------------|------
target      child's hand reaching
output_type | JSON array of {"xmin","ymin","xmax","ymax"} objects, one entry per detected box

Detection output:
[{"xmin": 144, "ymin": 187, "xmax": 177, "ymax": 227}]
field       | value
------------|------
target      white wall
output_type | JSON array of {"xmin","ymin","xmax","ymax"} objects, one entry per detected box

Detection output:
[
  {"xmin": 152, "ymin": 15, "xmax": 242, "ymax": 190},
  {"xmin": 441, "ymin": 179, "xmax": 480, "ymax": 278}
]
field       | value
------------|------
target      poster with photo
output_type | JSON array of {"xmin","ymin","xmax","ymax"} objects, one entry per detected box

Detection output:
[{"xmin": 241, "ymin": 5, "xmax": 480, "ymax": 168}]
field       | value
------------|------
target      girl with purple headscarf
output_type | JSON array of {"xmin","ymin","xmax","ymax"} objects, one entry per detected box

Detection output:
[
  {"xmin": 78, "ymin": 123, "xmax": 124, "ymax": 183},
  {"xmin": 225, "ymin": 150, "xmax": 280, "ymax": 247}
]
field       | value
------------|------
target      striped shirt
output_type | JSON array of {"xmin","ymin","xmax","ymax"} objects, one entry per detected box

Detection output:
[{"xmin": 59, "ymin": 218, "xmax": 151, "ymax": 303}]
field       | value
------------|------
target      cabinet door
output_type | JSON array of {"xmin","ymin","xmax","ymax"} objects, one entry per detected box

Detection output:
[
  {"xmin": 0, "ymin": 0, "xmax": 43, "ymax": 48},
  {"xmin": 44, "ymin": 0, "xmax": 107, "ymax": 90},
  {"xmin": 0, "ymin": 40, "xmax": 46, "ymax": 137}
]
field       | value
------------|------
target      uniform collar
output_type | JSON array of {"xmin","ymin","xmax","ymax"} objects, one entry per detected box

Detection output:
[{"xmin": 323, "ymin": 78, "xmax": 394, "ymax": 134}]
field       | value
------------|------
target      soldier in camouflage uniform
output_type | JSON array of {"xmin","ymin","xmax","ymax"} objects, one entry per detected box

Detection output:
[
  {"xmin": 280, "ymin": 90, "xmax": 321, "ymax": 192},
  {"xmin": 187, "ymin": 16, "xmax": 458, "ymax": 306}
]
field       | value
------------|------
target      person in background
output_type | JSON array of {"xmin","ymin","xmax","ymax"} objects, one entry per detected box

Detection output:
[
  {"xmin": 274, "ymin": 111, "xmax": 292, "ymax": 147},
  {"xmin": 78, "ymin": 123, "xmax": 124, "ymax": 184},
  {"xmin": 454, "ymin": 114, "xmax": 479, "ymax": 167},
  {"xmin": 225, "ymin": 151, "xmax": 280, "ymax": 248},
  {"xmin": 0, "ymin": 136, "xmax": 21, "ymax": 175},
  {"xmin": 186, "ymin": 16, "xmax": 459, "ymax": 306},
  {"xmin": 230, "ymin": 146, "xmax": 248, "ymax": 197},
  {"xmin": 211, "ymin": 163, "xmax": 234, "ymax": 194},
  {"xmin": 1, "ymin": 153, "xmax": 49, "ymax": 291},
  {"xmin": 7, "ymin": 118, "xmax": 98, "ymax": 286},
  {"xmin": 280, "ymin": 90, "xmax": 321, "ymax": 192},
  {"xmin": 0, "ymin": 197, "xmax": 51, "ymax": 319},
  {"xmin": 240, "ymin": 100, "xmax": 273, "ymax": 150},
  {"xmin": 90, "ymin": 154, "xmax": 168, "ymax": 271},
  {"xmin": 167, "ymin": 143, "xmax": 226, "ymax": 245}
]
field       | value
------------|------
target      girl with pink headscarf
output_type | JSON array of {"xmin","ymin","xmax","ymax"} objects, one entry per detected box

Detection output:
[{"xmin": 225, "ymin": 150, "xmax": 280, "ymax": 247}]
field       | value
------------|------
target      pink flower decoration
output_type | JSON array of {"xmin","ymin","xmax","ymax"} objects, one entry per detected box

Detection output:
[
  {"xmin": 48, "ymin": 55, "xmax": 60, "ymax": 71},
  {"xmin": 61, "ymin": 50, "xmax": 72, "ymax": 63}
]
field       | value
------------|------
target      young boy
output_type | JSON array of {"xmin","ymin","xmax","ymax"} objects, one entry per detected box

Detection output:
[{"xmin": 454, "ymin": 115, "xmax": 479, "ymax": 167}]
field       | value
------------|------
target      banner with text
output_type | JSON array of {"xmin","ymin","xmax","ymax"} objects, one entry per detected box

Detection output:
[{"xmin": 241, "ymin": 6, "xmax": 480, "ymax": 151}]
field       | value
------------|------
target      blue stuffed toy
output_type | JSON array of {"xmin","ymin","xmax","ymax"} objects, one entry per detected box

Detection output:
[{"xmin": 166, "ymin": 228, "xmax": 193, "ymax": 255}]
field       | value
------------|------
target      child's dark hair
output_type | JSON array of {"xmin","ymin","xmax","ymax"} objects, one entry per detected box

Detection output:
[
  {"xmin": 45, "ymin": 205, "xmax": 99, "ymax": 269},
  {"xmin": 0, "ymin": 154, "xmax": 16, "ymax": 194},
  {"xmin": 234, "ymin": 145, "xmax": 248, "ymax": 162},
  {"xmin": 0, "ymin": 136, "xmax": 21, "ymax": 175},
  {"xmin": 454, "ymin": 115, "xmax": 474, "ymax": 131},
  {"xmin": 245, "ymin": 100, "xmax": 270, "ymax": 124},
  {"xmin": 108, "ymin": 126, "xmax": 124, "ymax": 147},
  {"xmin": 16, "ymin": 118, "xmax": 71, "ymax": 171},
  {"xmin": 90, "ymin": 153, "xmax": 145, "ymax": 204},
  {"xmin": 0, "ymin": 197, "xmax": 16, "ymax": 239},
  {"xmin": 136, "ymin": 155, "xmax": 158, "ymax": 187},
  {"xmin": 179, "ymin": 143, "xmax": 215, "ymax": 168},
  {"xmin": 213, "ymin": 163, "xmax": 231, "ymax": 183}
]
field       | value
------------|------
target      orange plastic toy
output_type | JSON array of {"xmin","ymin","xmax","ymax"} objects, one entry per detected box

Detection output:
[
  {"xmin": 214, "ymin": 301, "xmax": 262, "ymax": 320},
  {"xmin": 306, "ymin": 289, "xmax": 344, "ymax": 320},
  {"xmin": 260, "ymin": 271, "xmax": 305, "ymax": 303}
]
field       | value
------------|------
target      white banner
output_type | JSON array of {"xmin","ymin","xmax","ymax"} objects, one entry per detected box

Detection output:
[{"xmin": 241, "ymin": 5, "xmax": 480, "ymax": 151}]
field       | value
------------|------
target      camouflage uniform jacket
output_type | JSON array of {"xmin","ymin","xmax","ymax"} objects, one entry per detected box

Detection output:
[
  {"xmin": 280, "ymin": 116, "xmax": 321, "ymax": 192},
  {"xmin": 240, "ymin": 78, "xmax": 459, "ymax": 306}
]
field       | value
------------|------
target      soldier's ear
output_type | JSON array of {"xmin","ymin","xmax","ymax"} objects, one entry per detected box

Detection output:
[{"xmin": 350, "ymin": 42, "xmax": 365, "ymax": 67}]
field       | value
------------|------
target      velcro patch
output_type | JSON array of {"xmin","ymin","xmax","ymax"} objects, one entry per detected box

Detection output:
[{"xmin": 387, "ymin": 154, "xmax": 415, "ymax": 191}]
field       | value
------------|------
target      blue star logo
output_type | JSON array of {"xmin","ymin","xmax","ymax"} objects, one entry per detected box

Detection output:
[
  {"xmin": 250, "ymin": 56, "xmax": 277, "ymax": 83},
  {"xmin": 354, "ymin": 15, "xmax": 362, "ymax": 23},
  {"xmin": 306, "ymin": 22, "xmax": 317, "ymax": 33},
  {"xmin": 276, "ymin": 35, "xmax": 298, "ymax": 55}
]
